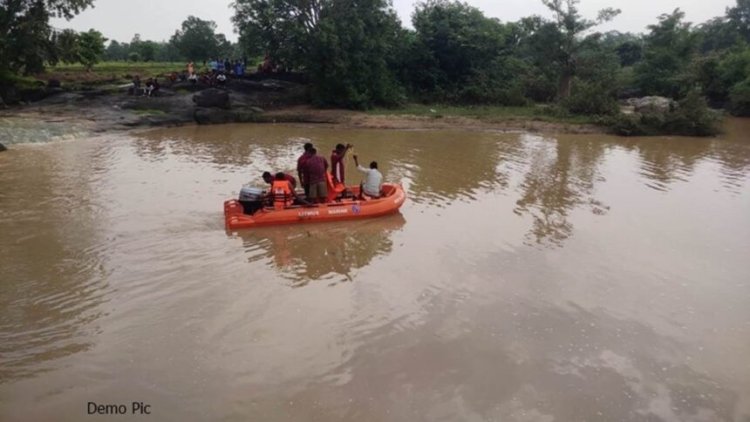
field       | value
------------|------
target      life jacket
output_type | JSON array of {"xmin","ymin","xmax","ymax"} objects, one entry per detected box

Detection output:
[
  {"xmin": 325, "ymin": 172, "xmax": 345, "ymax": 202},
  {"xmin": 271, "ymin": 180, "xmax": 293, "ymax": 209}
]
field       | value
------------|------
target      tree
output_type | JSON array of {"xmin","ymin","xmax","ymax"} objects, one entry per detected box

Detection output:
[
  {"xmin": 727, "ymin": 0, "xmax": 750, "ymax": 42},
  {"xmin": 170, "ymin": 16, "xmax": 226, "ymax": 61},
  {"xmin": 136, "ymin": 40, "xmax": 158, "ymax": 62},
  {"xmin": 0, "ymin": 0, "xmax": 93, "ymax": 75},
  {"xmin": 55, "ymin": 28, "xmax": 80, "ymax": 63},
  {"xmin": 540, "ymin": 0, "xmax": 621, "ymax": 99},
  {"xmin": 308, "ymin": 0, "xmax": 404, "ymax": 108},
  {"xmin": 634, "ymin": 9, "xmax": 697, "ymax": 98},
  {"xmin": 77, "ymin": 29, "xmax": 107, "ymax": 70},
  {"xmin": 105, "ymin": 40, "xmax": 129, "ymax": 61},
  {"xmin": 409, "ymin": 0, "xmax": 511, "ymax": 102},
  {"xmin": 696, "ymin": 17, "xmax": 741, "ymax": 53},
  {"xmin": 232, "ymin": 0, "xmax": 325, "ymax": 69}
]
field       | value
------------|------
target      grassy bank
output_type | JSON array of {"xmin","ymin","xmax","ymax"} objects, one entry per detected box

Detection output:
[
  {"xmin": 366, "ymin": 104, "xmax": 597, "ymax": 125},
  {"xmin": 38, "ymin": 61, "xmax": 185, "ymax": 86}
]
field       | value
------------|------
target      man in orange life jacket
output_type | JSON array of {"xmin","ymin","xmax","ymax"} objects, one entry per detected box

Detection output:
[
  {"xmin": 263, "ymin": 171, "xmax": 297, "ymax": 189},
  {"xmin": 269, "ymin": 172, "xmax": 308, "ymax": 209}
]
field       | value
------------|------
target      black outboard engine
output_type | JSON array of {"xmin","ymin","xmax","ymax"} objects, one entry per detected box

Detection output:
[{"xmin": 239, "ymin": 186, "xmax": 265, "ymax": 215}]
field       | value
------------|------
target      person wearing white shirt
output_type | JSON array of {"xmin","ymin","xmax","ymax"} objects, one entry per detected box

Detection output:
[{"xmin": 353, "ymin": 154, "xmax": 383, "ymax": 199}]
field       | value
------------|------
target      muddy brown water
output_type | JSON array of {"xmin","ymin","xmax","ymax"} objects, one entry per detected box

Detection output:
[{"xmin": 1, "ymin": 120, "xmax": 749, "ymax": 421}]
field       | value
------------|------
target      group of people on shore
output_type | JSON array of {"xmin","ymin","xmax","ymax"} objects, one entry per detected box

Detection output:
[
  {"xmin": 262, "ymin": 142, "xmax": 383, "ymax": 207},
  {"xmin": 131, "ymin": 75, "xmax": 160, "ymax": 97}
]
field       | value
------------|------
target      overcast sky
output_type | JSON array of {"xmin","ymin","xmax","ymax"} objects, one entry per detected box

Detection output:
[{"xmin": 51, "ymin": 0, "xmax": 737, "ymax": 43}]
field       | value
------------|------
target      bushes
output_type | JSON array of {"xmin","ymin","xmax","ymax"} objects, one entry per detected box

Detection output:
[
  {"xmin": 729, "ymin": 78, "xmax": 750, "ymax": 116},
  {"xmin": 604, "ymin": 90, "xmax": 721, "ymax": 136},
  {"xmin": 561, "ymin": 79, "xmax": 619, "ymax": 116}
]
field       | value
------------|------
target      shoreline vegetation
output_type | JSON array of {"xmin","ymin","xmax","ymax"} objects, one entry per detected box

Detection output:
[
  {"xmin": 3, "ymin": 0, "xmax": 750, "ymax": 147},
  {"xmin": 0, "ymin": 61, "xmax": 724, "ymax": 147}
]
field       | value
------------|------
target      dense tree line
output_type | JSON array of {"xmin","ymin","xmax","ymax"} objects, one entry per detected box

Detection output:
[
  {"xmin": 232, "ymin": 0, "xmax": 750, "ymax": 117},
  {"xmin": 2, "ymin": 0, "xmax": 749, "ymax": 124},
  {"xmin": 0, "ymin": 0, "xmax": 93, "ymax": 75},
  {"xmin": 1, "ymin": 4, "xmax": 237, "ymax": 74}
]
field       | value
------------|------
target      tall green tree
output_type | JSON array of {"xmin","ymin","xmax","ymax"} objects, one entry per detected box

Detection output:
[
  {"xmin": 634, "ymin": 9, "xmax": 697, "ymax": 98},
  {"xmin": 232, "ymin": 0, "xmax": 324, "ymax": 69},
  {"xmin": 409, "ymin": 0, "xmax": 511, "ymax": 101},
  {"xmin": 727, "ymin": 0, "xmax": 750, "ymax": 42},
  {"xmin": 540, "ymin": 0, "xmax": 620, "ymax": 99},
  {"xmin": 77, "ymin": 29, "xmax": 106, "ymax": 70},
  {"xmin": 308, "ymin": 0, "xmax": 404, "ymax": 108},
  {"xmin": 104, "ymin": 40, "xmax": 129, "ymax": 61},
  {"xmin": 170, "ymin": 16, "xmax": 225, "ymax": 61},
  {"xmin": 54, "ymin": 28, "xmax": 80, "ymax": 63},
  {"xmin": 0, "ymin": 0, "xmax": 93, "ymax": 75}
]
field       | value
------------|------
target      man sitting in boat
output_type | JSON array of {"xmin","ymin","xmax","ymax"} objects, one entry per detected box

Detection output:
[
  {"xmin": 268, "ymin": 172, "xmax": 309, "ymax": 209},
  {"xmin": 262, "ymin": 171, "xmax": 297, "ymax": 189},
  {"xmin": 353, "ymin": 154, "xmax": 383, "ymax": 199}
]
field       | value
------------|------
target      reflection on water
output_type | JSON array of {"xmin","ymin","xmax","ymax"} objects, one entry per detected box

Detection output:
[
  {"xmin": 1, "ymin": 119, "xmax": 749, "ymax": 421},
  {"xmin": 236, "ymin": 214, "xmax": 406, "ymax": 286},
  {"xmin": 0, "ymin": 140, "xmax": 110, "ymax": 381},
  {"xmin": 513, "ymin": 134, "xmax": 610, "ymax": 246}
]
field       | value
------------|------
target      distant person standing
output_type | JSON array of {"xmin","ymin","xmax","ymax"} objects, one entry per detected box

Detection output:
[
  {"xmin": 297, "ymin": 142, "xmax": 314, "ymax": 196},
  {"xmin": 187, "ymin": 61, "xmax": 194, "ymax": 76},
  {"xmin": 303, "ymin": 148, "xmax": 329, "ymax": 203},
  {"xmin": 330, "ymin": 143, "xmax": 352, "ymax": 185},
  {"xmin": 353, "ymin": 154, "xmax": 383, "ymax": 199}
]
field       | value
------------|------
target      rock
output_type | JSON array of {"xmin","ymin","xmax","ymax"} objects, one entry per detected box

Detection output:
[
  {"xmin": 48, "ymin": 79, "xmax": 61, "ymax": 88},
  {"xmin": 626, "ymin": 96, "xmax": 674, "ymax": 114},
  {"xmin": 0, "ymin": 143, "xmax": 6, "ymax": 152},
  {"xmin": 192, "ymin": 88, "xmax": 230, "ymax": 109},
  {"xmin": 20, "ymin": 88, "xmax": 49, "ymax": 102},
  {"xmin": 193, "ymin": 107, "xmax": 262, "ymax": 125},
  {"xmin": 194, "ymin": 107, "xmax": 234, "ymax": 124}
]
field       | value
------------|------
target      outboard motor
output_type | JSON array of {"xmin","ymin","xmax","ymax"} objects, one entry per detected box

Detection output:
[{"xmin": 239, "ymin": 186, "xmax": 265, "ymax": 214}]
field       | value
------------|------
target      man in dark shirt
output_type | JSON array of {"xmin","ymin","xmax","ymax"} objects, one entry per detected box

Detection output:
[
  {"xmin": 330, "ymin": 143, "xmax": 352, "ymax": 185},
  {"xmin": 297, "ymin": 142, "xmax": 314, "ymax": 196},
  {"xmin": 303, "ymin": 148, "xmax": 329, "ymax": 203},
  {"xmin": 262, "ymin": 171, "xmax": 297, "ymax": 189}
]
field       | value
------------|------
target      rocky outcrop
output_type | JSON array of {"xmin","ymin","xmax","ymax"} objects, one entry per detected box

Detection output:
[
  {"xmin": 0, "ymin": 143, "xmax": 7, "ymax": 152},
  {"xmin": 192, "ymin": 88, "xmax": 230, "ymax": 109},
  {"xmin": 625, "ymin": 96, "xmax": 674, "ymax": 114}
]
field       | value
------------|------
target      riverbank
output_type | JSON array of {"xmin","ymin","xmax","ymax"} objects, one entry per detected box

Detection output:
[{"xmin": 0, "ymin": 81, "xmax": 602, "ymax": 149}]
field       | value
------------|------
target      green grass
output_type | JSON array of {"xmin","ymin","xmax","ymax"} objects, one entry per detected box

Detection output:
[
  {"xmin": 367, "ymin": 103, "xmax": 597, "ymax": 125},
  {"xmin": 41, "ymin": 61, "xmax": 185, "ymax": 86},
  {"xmin": 0, "ymin": 71, "xmax": 45, "ymax": 89},
  {"xmin": 49, "ymin": 61, "xmax": 184, "ymax": 73}
]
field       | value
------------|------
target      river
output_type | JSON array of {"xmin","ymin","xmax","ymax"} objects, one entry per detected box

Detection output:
[{"xmin": 1, "ymin": 120, "xmax": 749, "ymax": 421}]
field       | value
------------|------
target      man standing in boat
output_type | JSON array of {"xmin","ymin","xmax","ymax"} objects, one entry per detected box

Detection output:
[
  {"xmin": 297, "ymin": 142, "xmax": 314, "ymax": 197},
  {"xmin": 330, "ymin": 143, "xmax": 353, "ymax": 185},
  {"xmin": 353, "ymin": 154, "xmax": 383, "ymax": 199},
  {"xmin": 303, "ymin": 148, "xmax": 329, "ymax": 203}
]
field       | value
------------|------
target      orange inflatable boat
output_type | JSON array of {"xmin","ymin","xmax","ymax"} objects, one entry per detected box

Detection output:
[{"xmin": 224, "ymin": 182, "xmax": 406, "ymax": 230}]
